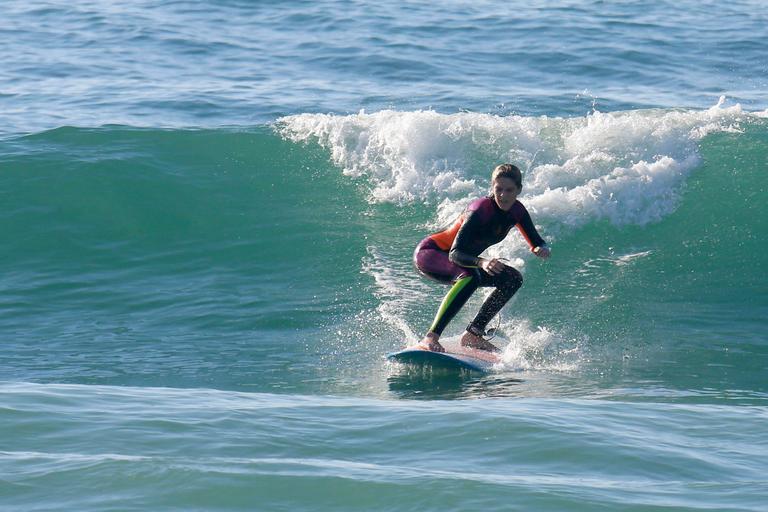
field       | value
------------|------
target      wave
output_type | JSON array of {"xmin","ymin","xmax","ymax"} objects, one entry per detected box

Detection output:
[
  {"xmin": 1, "ymin": 104, "xmax": 766, "ymax": 389},
  {"xmin": 276, "ymin": 98, "xmax": 765, "ymax": 352}
]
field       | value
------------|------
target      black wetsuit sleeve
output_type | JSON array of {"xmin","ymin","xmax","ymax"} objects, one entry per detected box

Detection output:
[
  {"xmin": 517, "ymin": 205, "xmax": 546, "ymax": 249},
  {"xmin": 448, "ymin": 207, "xmax": 484, "ymax": 267}
]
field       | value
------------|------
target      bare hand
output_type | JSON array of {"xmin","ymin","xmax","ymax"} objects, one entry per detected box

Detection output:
[
  {"xmin": 480, "ymin": 257, "xmax": 505, "ymax": 275},
  {"xmin": 534, "ymin": 246, "xmax": 551, "ymax": 259}
]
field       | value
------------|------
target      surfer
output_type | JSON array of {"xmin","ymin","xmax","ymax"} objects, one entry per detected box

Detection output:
[{"xmin": 413, "ymin": 163, "xmax": 550, "ymax": 353}]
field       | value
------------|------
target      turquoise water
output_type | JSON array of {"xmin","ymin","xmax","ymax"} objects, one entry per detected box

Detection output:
[{"xmin": 2, "ymin": 1, "xmax": 768, "ymax": 510}]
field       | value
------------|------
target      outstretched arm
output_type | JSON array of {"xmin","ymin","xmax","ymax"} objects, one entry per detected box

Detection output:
[{"xmin": 515, "ymin": 205, "xmax": 548, "ymax": 255}]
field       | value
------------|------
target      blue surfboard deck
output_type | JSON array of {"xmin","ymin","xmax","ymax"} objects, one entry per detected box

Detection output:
[{"xmin": 387, "ymin": 347, "xmax": 499, "ymax": 373}]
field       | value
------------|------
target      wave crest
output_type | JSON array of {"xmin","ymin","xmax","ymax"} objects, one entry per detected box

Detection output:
[{"xmin": 277, "ymin": 101, "xmax": 751, "ymax": 235}]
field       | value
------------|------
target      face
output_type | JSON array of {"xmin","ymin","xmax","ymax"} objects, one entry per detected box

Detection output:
[{"xmin": 491, "ymin": 176, "xmax": 520, "ymax": 211}]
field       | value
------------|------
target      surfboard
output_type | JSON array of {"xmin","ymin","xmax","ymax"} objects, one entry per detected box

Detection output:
[{"xmin": 387, "ymin": 346, "xmax": 500, "ymax": 373}]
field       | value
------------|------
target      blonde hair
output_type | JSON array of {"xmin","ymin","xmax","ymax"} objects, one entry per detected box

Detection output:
[{"xmin": 491, "ymin": 164, "xmax": 522, "ymax": 189}]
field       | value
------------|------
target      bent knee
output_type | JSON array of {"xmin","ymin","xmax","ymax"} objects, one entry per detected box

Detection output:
[{"xmin": 501, "ymin": 266, "xmax": 523, "ymax": 290}]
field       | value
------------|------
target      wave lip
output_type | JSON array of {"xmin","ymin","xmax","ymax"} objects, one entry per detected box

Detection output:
[
  {"xmin": 278, "ymin": 100, "xmax": 750, "ymax": 226},
  {"xmin": 279, "ymin": 100, "xmax": 753, "ymax": 241}
]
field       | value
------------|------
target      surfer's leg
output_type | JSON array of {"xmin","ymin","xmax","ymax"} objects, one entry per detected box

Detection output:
[
  {"xmin": 413, "ymin": 238, "xmax": 479, "ymax": 351},
  {"xmin": 462, "ymin": 265, "xmax": 523, "ymax": 352},
  {"xmin": 471, "ymin": 265, "xmax": 523, "ymax": 330},
  {"xmin": 427, "ymin": 275, "xmax": 479, "ymax": 337}
]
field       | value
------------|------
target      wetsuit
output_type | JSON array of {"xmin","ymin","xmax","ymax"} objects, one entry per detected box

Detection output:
[{"xmin": 413, "ymin": 196, "xmax": 546, "ymax": 336}]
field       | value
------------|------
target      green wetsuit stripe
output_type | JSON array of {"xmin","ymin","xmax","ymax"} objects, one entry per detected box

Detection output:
[{"xmin": 429, "ymin": 276, "xmax": 473, "ymax": 333}]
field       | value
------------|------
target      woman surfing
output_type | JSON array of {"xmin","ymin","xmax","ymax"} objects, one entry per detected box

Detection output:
[{"xmin": 413, "ymin": 163, "xmax": 550, "ymax": 353}]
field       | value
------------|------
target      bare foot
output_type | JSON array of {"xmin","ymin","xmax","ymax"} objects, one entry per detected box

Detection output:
[
  {"xmin": 460, "ymin": 331, "xmax": 500, "ymax": 353},
  {"xmin": 417, "ymin": 333, "xmax": 445, "ymax": 353}
]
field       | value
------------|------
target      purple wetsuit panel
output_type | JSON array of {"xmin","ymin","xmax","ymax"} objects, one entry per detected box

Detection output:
[{"xmin": 413, "ymin": 237, "xmax": 472, "ymax": 284}]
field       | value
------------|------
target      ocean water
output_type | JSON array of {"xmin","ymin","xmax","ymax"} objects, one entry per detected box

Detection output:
[{"xmin": 2, "ymin": 1, "xmax": 767, "ymax": 510}]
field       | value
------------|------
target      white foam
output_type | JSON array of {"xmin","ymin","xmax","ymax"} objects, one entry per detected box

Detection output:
[
  {"xmin": 614, "ymin": 250, "xmax": 653, "ymax": 266},
  {"xmin": 278, "ymin": 99, "xmax": 751, "ymax": 239},
  {"xmin": 496, "ymin": 320, "xmax": 580, "ymax": 372},
  {"xmin": 277, "ymin": 109, "xmax": 540, "ymax": 203},
  {"xmin": 528, "ymin": 154, "xmax": 700, "ymax": 231}
]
